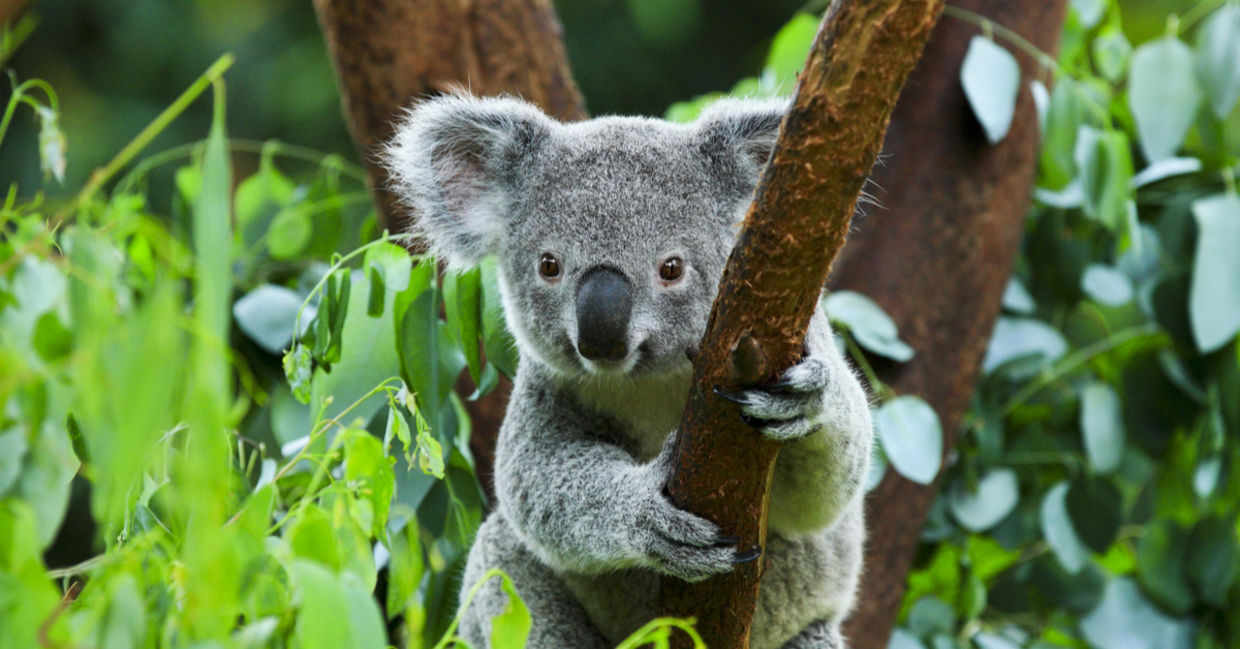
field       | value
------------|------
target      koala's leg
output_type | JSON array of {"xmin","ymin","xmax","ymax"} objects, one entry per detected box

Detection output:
[
  {"xmin": 778, "ymin": 620, "xmax": 845, "ymax": 649},
  {"xmin": 458, "ymin": 513, "xmax": 609, "ymax": 649}
]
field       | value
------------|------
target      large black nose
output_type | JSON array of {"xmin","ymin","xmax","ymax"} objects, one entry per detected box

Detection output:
[{"xmin": 576, "ymin": 266, "xmax": 632, "ymax": 362}]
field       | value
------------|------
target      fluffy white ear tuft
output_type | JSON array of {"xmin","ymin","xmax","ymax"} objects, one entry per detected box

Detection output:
[
  {"xmin": 695, "ymin": 97, "xmax": 789, "ymax": 187},
  {"xmin": 382, "ymin": 94, "xmax": 554, "ymax": 267}
]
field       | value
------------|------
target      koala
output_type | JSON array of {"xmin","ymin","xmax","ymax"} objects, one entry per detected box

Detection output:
[{"xmin": 383, "ymin": 94, "xmax": 874, "ymax": 649}]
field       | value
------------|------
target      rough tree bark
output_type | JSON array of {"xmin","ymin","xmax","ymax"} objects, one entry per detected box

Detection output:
[
  {"xmin": 835, "ymin": 3, "xmax": 1068, "ymax": 647},
  {"xmin": 657, "ymin": 2, "xmax": 944, "ymax": 648},
  {"xmin": 313, "ymin": 0, "xmax": 586, "ymax": 228},
  {"xmin": 313, "ymin": 0, "xmax": 588, "ymax": 491}
]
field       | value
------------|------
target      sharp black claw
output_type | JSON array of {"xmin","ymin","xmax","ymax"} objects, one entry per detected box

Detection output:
[
  {"xmin": 732, "ymin": 546, "xmax": 762, "ymax": 563},
  {"xmin": 740, "ymin": 412, "xmax": 777, "ymax": 429},
  {"xmin": 765, "ymin": 376, "xmax": 797, "ymax": 392},
  {"xmin": 713, "ymin": 535, "xmax": 740, "ymax": 546},
  {"xmin": 712, "ymin": 385, "xmax": 746, "ymax": 405}
]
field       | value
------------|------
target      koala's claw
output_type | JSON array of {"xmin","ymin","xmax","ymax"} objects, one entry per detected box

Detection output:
[
  {"xmin": 732, "ymin": 546, "xmax": 763, "ymax": 564},
  {"xmin": 717, "ymin": 357, "xmax": 832, "ymax": 442}
]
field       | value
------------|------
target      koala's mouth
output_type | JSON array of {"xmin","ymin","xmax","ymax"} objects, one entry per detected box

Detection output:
[{"xmin": 574, "ymin": 339, "xmax": 658, "ymax": 376}]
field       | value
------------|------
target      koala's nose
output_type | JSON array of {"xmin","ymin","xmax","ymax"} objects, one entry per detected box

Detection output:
[{"xmin": 575, "ymin": 266, "xmax": 632, "ymax": 363}]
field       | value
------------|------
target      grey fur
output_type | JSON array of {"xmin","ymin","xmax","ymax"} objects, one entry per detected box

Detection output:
[{"xmin": 384, "ymin": 94, "xmax": 874, "ymax": 649}]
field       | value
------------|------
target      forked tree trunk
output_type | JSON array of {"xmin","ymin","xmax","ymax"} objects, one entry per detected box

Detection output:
[
  {"xmin": 836, "ymin": 2, "xmax": 1068, "ymax": 647},
  {"xmin": 657, "ymin": 2, "xmax": 944, "ymax": 647}
]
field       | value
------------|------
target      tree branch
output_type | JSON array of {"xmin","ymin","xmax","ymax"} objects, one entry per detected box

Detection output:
[{"xmin": 658, "ymin": 1, "xmax": 946, "ymax": 647}]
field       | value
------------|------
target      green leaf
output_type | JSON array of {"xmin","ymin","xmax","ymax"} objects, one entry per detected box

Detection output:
[
  {"xmin": 234, "ymin": 284, "xmax": 303, "ymax": 354},
  {"xmin": 874, "ymin": 396, "xmax": 942, "ymax": 485},
  {"xmin": 1040, "ymin": 79, "xmax": 1089, "ymax": 189},
  {"xmin": 1080, "ymin": 382, "xmax": 1124, "ymax": 473},
  {"xmin": 234, "ymin": 146, "xmax": 295, "ymax": 251},
  {"xmin": 344, "ymin": 431, "xmax": 395, "ymax": 537},
  {"xmin": 489, "ymin": 571, "xmax": 532, "ymax": 649},
  {"xmin": 1081, "ymin": 265, "xmax": 1133, "ymax": 307},
  {"xmin": 1074, "ymin": 126, "xmax": 1133, "ymax": 229},
  {"xmin": 1066, "ymin": 476, "xmax": 1122, "ymax": 553},
  {"xmin": 1001, "ymin": 278, "xmax": 1036, "ymax": 315},
  {"xmin": 444, "ymin": 267, "xmax": 484, "ymax": 384},
  {"xmin": 1188, "ymin": 194, "xmax": 1240, "ymax": 353},
  {"xmin": 907, "ymin": 597, "xmax": 956, "ymax": 639},
  {"xmin": 479, "ymin": 257, "xmax": 519, "ymax": 378},
  {"xmin": 1136, "ymin": 520, "xmax": 1193, "ymax": 614},
  {"xmin": 31, "ymin": 311, "xmax": 71, "ymax": 362},
  {"xmin": 1071, "ymin": 0, "xmax": 1104, "ymax": 28},
  {"xmin": 386, "ymin": 524, "xmax": 424, "ymax": 620},
  {"xmin": 13, "ymin": 423, "xmax": 77, "ymax": 548},
  {"xmin": 364, "ymin": 241, "xmax": 412, "ymax": 294},
  {"xmin": 1092, "ymin": 26, "xmax": 1131, "ymax": 83},
  {"xmin": 825, "ymin": 291, "xmax": 914, "ymax": 361},
  {"xmin": 287, "ymin": 505, "xmax": 341, "ymax": 571},
  {"xmin": 1040, "ymin": 482, "xmax": 1090, "ymax": 574},
  {"xmin": 1185, "ymin": 516, "xmax": 1240, "ymax": 607},
  {"xmin": 397, "ymin": 290, "xmax": 443, "ymax": 421},
  {"xmin": 268, "ymin": 206, "xmax": 313, "ymax": 259},
  {"xmin": 415, "ymin": 414, "xmax": 445, "ymax": 479},
  {"xmin": 1195, "ymin": 5, "xmax": 1240, "ymax": 118},
  {"xmin": 1130, "ymin": 157, "xmax": 1202, "ymax": 188},
  {"xmin": 0, "ymin": 428, "xmax": 28, "ymax": 496},
  {"xmin": 982, "ymin": 317, "xmax": 1068, "ymax": 376},
  {"xmin": 283, "ymin": 345, "xmax": 314, "ymax": 404},
  {"xmin": 889, "ymin": 629, "xmax": 928, "ymax": 649},
  {"xmin": 1128, "ymin": 36, "xmax": 1203, "ymax": 162},
  {"xmin": 310, "ymin": 271, "xmax": 400, "ymax": 424},
  {"xmin": 947, "ymin": 468, "xmax": 1019, "ymax": 531},
  {"xmin": 290, "ymin": 560, "xmax": 386, "ymax": 649},
  {"xmin": 1080, "ymin": 579, "xmax": 1195, "ymax": 649},
  {"xmin": 763, "ymin": 13, "xmax": 819, "ymax": 89},
  {"xmin": 960, "ymin": 37, "xmax": 1021, "ymax": 144}
]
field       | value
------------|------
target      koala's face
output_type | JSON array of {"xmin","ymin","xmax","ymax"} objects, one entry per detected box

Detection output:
[{"xmin": 384, "ymin": 96, "xmax": 784, "ymax": 379}]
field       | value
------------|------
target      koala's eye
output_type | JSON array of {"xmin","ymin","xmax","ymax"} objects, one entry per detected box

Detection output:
[
  {"xmin": 658, "ymin": 257, "xmax": 685, "ymax": 285},
  {"xmin": 539, "ymin": 253, "xmax": 561, "ymax": 280}
]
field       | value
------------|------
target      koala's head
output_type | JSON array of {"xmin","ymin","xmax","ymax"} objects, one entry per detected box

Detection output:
[{"xmin": 384, "ymin": 94, "xmax": 784, "ymax": 380}]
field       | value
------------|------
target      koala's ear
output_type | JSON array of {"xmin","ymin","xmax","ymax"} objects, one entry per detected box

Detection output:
[
  {"xmin": 383, "ymin": 94, "xmax": 553, "ymax": 267},
  {"xmin": 694, "ymin": 98, "xmax": 788, "ymax": 194}
]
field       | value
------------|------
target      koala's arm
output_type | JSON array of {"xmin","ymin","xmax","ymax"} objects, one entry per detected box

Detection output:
[
  {"xmin": 766, "ymin": 309, "xmax": 874, "ymax": 535},
  {"xmin": 493, "ymin": 374, "xmax": 737, "ymax": 581}
]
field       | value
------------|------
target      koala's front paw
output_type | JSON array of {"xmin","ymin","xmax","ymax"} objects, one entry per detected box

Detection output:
[
  {"xmin": 714, "ymin": 356, "xmax": 830, "ymax": 442},
  {"xmin": 632, "ymin": 440, "xmax": 758, "ymax": 581}
]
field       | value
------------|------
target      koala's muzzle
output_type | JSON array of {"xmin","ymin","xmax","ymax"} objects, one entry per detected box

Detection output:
[{"xmin": 575, "ymin": 266, "xmax": 632, "ymax": 363}]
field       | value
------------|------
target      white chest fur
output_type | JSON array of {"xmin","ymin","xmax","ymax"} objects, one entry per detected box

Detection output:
[{"xmin": 571, "ymin": 369, "xmax": 693, "ymax": 461}]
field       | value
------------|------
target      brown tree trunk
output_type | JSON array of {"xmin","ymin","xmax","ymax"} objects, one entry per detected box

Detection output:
[
  {"xmin": 657, "ymin": 2, "xmax": 945, "ymax": 648},
  {"xmin": 313, "ymin": 0, "xmax": 587, "ymax": 492},
  {"xmin": 313, "ymin": 0, "xmax": 586, "ymax": 229},
  {"xmin": 835, "ymin": 2, "xmax": 1068, "ymax": 648}
]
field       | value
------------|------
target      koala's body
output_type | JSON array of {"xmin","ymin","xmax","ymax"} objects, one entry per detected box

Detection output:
[{"xmin": 384, "ymin": 95, "xmax": 874, "ymax": 649}]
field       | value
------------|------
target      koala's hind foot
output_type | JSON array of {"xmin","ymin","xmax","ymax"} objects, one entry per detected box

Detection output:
[
  {"xmin": 459, "ymin": 513, "xmax": 609, "ymax": 649},
  {"xmin": 779, "ymin": 620, "xmax": 845, "ymax": 649}
]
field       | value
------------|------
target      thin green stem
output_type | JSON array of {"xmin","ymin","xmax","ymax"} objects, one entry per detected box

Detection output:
[
  {"xmin": 1180, "ymin": 0, "xmax": 1229, "ymax": 33},
  {"xmin": 1003, "ymin": 324, "xmax": 1163, "ymax": 414},
  {"xmin": 943, "ymin": 5, "xmax": 1062, "ymax": 76},
  {"xmin": 842, "ymin": 333, "xmax": 894, "ymax": 400},
  {"xmin": 291, "ymin": 232, "xmax": 417, "ymax": 340},
  {"xmin": 53, "ymin": 53, "xmax": 235, "ymax": 224},
  {"xmin": 114, "ymin": 138, "xmax": 367, "ymax": 196}
]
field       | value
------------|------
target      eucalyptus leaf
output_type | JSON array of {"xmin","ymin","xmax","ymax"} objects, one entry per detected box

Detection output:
[
  {"xmin": 1136, "ymin": 520, "xmax": 1193, "ymax": 614},
  {"xmin": 1091, "ymin": 26, "xmax": 1131, "ymax": 83},
  {"xmin": 234, "ymin": 284, "xmax": 303, "ymax": 354},
  {"xmin": 947, "ymin": 468, "xmax": 1019, "ymax": 532},
  {"xmin": 1185, "ymin": 516, "xmax": 1240, "ymax": 607},
  {"xmin": 1196, "ymin": 5, "xmax": 1240, "ymax": 118},
  {"xmin": 982, "ymin": 317, "xmax": 1068, "ymax": 376},
  {"xmin": 1071, "ymin": 0, "xmax": 1104, "ymax": 28},
  {"xmin": 960, "ymin": 37, "xmax": 1021, "ymax": 144},
  {"xmin": 1081, "ymin": 265, "xmax": 1133, "ymax": 307},
  {"xmin": 825, "ymin": 291, "xmax": 914, "ymax": 361},
  {"xmin": 1001, "ymin": 278, "xmax": 1036, "ymax": 315},
  {"xmin": 1131, "ymin": 157, "xmax": 1202, "ymax": 188},
  {"xmin": 1080, "ymin": 579, "xmax": 1195, "ymax": 649},
  {"xmin": 875, "ymin": 396, "xmax": 942, "ymax": 485},
  {"xmin": 1080, "ymin": 382, "xmax": 1124, "ymax": 473},
  {"xmin": 1188, "ymin": 194, "xmax": 1240, "ymax": 353},
  {"xmin": 1066, "ymin": 476, "xmax": 1122, "ymax": 553},
  {"xmin": 1074, "ymin": 126, "xmax": 1133, "ymax": 229},
  {"xmin": 1128, "ymin": 37, "xmax": 1203, "ymax": 162},
  {"xmin": 1041, "ymin": 482, "xmax": 1090, "ymax": 574}
]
